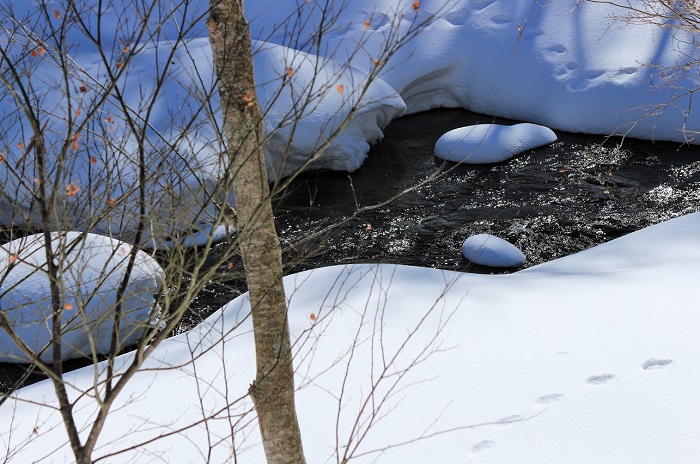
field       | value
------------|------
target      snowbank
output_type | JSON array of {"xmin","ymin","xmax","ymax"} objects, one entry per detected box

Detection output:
[
  {"xmin": 0, "ymin": 232, "xmax": 163, "ymax": 362},
  {"xmin": 435, "ymin": 123, "xmax": 557, "ymax": 163},
  {"xmin": 462, "ymin": 233, "xmax": 526, "ymax": 267},
  {"xmin": 250, "ymin": 0, "xmax": 700, "ymax": 143},
  {"xmin": 0, "ymin": 29, "xmax": 403, "ymax": 241},
  {"xmin": 2, "ymin": 0, "xmax": 699, "ymax": 239},
  {"xmin": 254, "ymin": 40, "xmax": 406, "ymax": 179},
  {"xmin": 3, "ymin": 212, "xmax": 700, "ymax": 462}
]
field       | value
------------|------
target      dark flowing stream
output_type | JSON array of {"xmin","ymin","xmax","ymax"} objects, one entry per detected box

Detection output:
[
  {"xmin": 273, "ymin": 109, "xmax": 700, "ymax": 272},
  {"xmin": 3, "ymin": 108, "xmax": 700, "ymax": 391}
]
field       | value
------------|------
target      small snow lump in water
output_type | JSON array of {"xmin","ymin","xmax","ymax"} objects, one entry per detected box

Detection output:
[
  {"xmin": 435, "ymin": 123, "xmax": 557, "ymax": 164},
  {"xmin": 462, "ymin": 234, "xmax": 525, "ymax": 267}
]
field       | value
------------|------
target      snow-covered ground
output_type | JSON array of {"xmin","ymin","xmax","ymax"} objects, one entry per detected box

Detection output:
[
  {"xmin": 248, "ymin": 0, "xmax": 700, "ymax": 144},
  {"xmin": 3, "ymin": 212, "xmax": 699, "ymax": 463}
]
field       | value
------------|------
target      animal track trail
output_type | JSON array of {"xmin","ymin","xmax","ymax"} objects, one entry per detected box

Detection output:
[
  {"xmin": 618, "ymin": 66, "xmax": 638, "ymax": 75},
  {"xmin": 642, "ymin": 358, "xmax": 672, "ymax": 370},
  {"xmin": 582, "ymin": 358, "xmax": 671, "ymax": 388},
  {"xmin": 444, "ymin": 10, "xmax": 469, "ymax": 26},
  {"xmin": 585, "ymin": 69, "xmax": 605, "ymax": 79},
  {"xmin": 361, "ymin": 11, "xmax": 390, "ymax": 31},
  {"xmin": 587, "ymin": 373, "xmax": 615, "ymax": 385}
]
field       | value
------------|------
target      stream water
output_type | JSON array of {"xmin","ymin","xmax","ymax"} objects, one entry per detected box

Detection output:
[
  {"xmin": 274, "ymin": 108, "xmax": 700, "ymax": 272},
  {"xmin": 2, "ymin": 108, "xmax": 700, "ymax": 391}
]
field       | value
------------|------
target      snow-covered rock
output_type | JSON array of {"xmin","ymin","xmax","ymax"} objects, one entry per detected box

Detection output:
[
  {"xmin": 0, "ymin": 232, "xmax": 163, "ymax": 363},
  {"xmin": 462, "ymin": 233, "xmax": 526, "ymax": 267},
  {"xmin": 434, "ymin": 123, "xmax": 557, "ymax": 164}
]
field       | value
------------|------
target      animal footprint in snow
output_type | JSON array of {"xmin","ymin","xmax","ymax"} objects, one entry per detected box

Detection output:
[
  {"xmin": 444, "ymin": 10, "xmax": 469, "ymax": 26},
  {"xmin": 547, "ymin": 44, "xmax": 566, "ymax": 54},
  {"xmin": 642, "ymin": 358, "xmax": 673, "ymax": 370},
  {"xmin": 471, "ymin": 439, "xmax": 496, "ymax": 454},
  {"xmin": 587, "ymin": 373, "xmax": 615, "ymax": 385},
  {"xmin": 536, "ymin": 393, "xmax": 565, "ymax": 404},
  {"xmin": 498, "ymin": 414, "xmax": 524, "ymax": 424},
  {"xmin": 490, "ymin": 14, "xmax": 512, "ymax": 24}
]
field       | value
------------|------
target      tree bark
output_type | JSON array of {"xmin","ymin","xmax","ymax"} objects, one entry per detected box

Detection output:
[{"xmin": 207, "ymin": 1, "xmax": 307, "ymax": 463}]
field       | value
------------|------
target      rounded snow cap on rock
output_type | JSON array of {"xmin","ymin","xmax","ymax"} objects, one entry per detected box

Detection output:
[
  {"xmin": 434, "ymin": 123, "xmax": 557, "ymax": 164},
  {"xmin": 0, "ymin": 232, "xmax": 164, "ymax": 363},
  {"xmin": 462, "ymin": 234, "xmax": 525, "ymax": 268}
]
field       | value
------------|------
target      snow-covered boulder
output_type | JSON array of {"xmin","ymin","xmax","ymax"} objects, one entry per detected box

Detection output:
[
  {"xmin": 0, "ymin": 232, "xmax": 163, "ymax": 363},
  {"xmin": 462, "ymin": 233, "xmax": 525, "ymax": 267},
  {"xmin": 435, "ymin": 123, "xmax": 557, "ymax": 164}
]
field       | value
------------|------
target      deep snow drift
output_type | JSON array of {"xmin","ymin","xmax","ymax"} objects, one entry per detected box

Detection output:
[
  {"xmin": 2, "ymin": 213, "xmax": 699, "ymax": 463},
  {"xmin": 247, "ymin": 0, "xmax": 700, "ymax": 143},
  {"xmin": 0, "ymin": 232, "xmax": 163, "ymax": 362}
]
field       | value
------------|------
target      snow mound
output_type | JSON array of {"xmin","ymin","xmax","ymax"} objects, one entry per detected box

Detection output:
[
  {"xmin": 0, "ymin": 232, "xmax": 163, "ymax": 363},
  {"xmin": 462, "ymin": 233, "xmax": 526, "ymax": 267},
  {"xmin": 4, "ymin": 0, "xmax": 700, "ymax": 240},
  {"xmin": 435, "ymin": 123, "xmax": 557, "ymax": 164},
  {"xmin": 254, "ymin": 41, "xmax": 406, "ymax": 179},
  {"xmin": 0, "ymin": 33, "xmax": 403, "ymax": 241}
]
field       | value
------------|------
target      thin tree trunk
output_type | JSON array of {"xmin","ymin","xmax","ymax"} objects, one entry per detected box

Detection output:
[{"xmin": 207, "ymin": 1, "xmax": 306, "ymax": 463}]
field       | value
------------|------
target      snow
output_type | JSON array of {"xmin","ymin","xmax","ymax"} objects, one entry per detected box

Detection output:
[
  {"xmin": 2, "ymin": 0, "xmax": 700, "ymax": 463},
  {"xmin": 248, "ymin": 0, "xmax": 700, "ymax": 143},
  {"xmin": 434, "ymin": 123, "xmax": 557, "ymax": 164},
  {"xmin": 3, "ymin": 212, "xmax": 700, "ymax": 462},
  {"xmin": 2, "ymin": 0, "xmax": 700, "ymax": 238},
  {"xmin": 0, "ymin": 232, "xmax": 163, "ymax": 363},
  {"xmin": 462, "ymin": 233, "xmax": 526, "ymax": 267},
  {"xmin": 253, "ymin": 40, "xmax": 406, "ymax": 179}
]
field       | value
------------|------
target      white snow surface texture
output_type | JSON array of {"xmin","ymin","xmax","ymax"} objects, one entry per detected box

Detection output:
[
  {"xmin": 3, "ymin": 213, "xmax": 699, "ymax": 462},
  {"xmin": 0, "ymin": 232, "xmax": 163, "ymax": 362},
  {"xmin": 435, "ymin": 123, "xmax": 558, "ymax": 163},
  {"xmin": 2, "ymin": 0, "xmax": 699, "ymax": 237},
  {"xmin": 247, "ymin": 0, "xmax": 700, "ymax": 142},
  {"xmin": 462, "ymin": 233, "xmax": 526, "ymax": 267}
]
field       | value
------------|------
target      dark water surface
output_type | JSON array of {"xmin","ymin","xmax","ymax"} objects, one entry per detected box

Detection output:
[
  {"xmin": 273, "ymin": 108, "xmax": 700, "ymax": 273},
  {"xmin": 3, "ymin": 108, "xmax": 700, "ymax": 391}
]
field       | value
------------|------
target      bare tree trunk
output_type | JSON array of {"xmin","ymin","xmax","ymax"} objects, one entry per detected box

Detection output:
[{"xmin": 207, "ymin": 1, "xmax": 307, "ymax": 463}]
